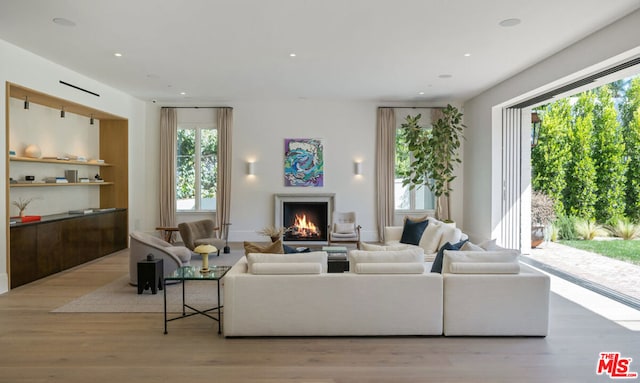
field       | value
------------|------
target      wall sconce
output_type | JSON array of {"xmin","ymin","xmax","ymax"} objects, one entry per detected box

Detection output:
[
  {"xmin": 354, "ymin": 161, "xmax": 362, "ymax": 175},
  {"xmin": 247, "ymin": 161, "xmax": 255, "ymax": 175},
  {"xmin": 90, "ymin": 114, "xmax": 94, "ymax": 125},
  {"xmin": 60, "ymin": 107, "xmax": 65, "ymax": 118},
  {"xmin": 24, "ymin": 96, "xmax": 29, "ymax": 110}
]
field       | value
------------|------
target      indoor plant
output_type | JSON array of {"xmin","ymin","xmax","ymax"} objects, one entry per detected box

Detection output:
[{"xmin": 399, "ymin": 104, "xmax": 465, "ymax": 220}]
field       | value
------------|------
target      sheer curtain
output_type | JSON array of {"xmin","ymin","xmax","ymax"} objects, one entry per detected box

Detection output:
[
  {"xmin": 375, "ymin": 108, "xmax": 396, "ymax": 241},
  {"xmin": 216, "ymin": 107, "xmax": 233, "ymax": 240},
  {"xmin": 159, "ymin": 108, "xmax": 177, "ymax": 227}
]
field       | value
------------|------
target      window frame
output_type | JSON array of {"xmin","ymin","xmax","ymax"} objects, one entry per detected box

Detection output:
[{"xmin": 176, "ymin": 123, "xmax": 217, "ymax": 212}]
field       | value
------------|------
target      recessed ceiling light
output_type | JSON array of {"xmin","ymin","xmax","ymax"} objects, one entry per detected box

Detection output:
[
  {"xmin": 180, "ymin": 92, "xmax": 186, "ymax": 95},
  {"xmin": 464, "ymin": 53, "xmax": 471, "ymax": 57},
  {"xmin": 114, "ymin": 53, "xmax": 123, "ymax": 57},
  {"xmin": 438, "ymin": 74, "xmax": 452, "ymax": 79},
  {"xmin": 52, "ymin": 17, "xmax": 76, "ymax": 27},
  {"xmin": 418, "ymin": 92, "xmax": 425, "ymax": 95},
  {"xmin": 499, "ymin": 18, "xmax": 521, "ymax": 27},
  {"xmin": 289, "ymin": 53, "xmax": 297, "ymax": 57}
]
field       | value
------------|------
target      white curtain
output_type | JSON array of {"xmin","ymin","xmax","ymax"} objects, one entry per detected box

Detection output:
[
  {"xmin": 375, "ymin": 108, "xmax": 396, "ymax": 241},
  {"xmin": 159, "ymin": 108, "xmax": 177, "ymax": 227}
]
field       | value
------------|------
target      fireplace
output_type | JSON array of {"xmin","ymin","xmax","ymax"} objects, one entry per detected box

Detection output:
[{"xmin": 275, "ymin": 193, "xmax": 335, "ymax": 244}]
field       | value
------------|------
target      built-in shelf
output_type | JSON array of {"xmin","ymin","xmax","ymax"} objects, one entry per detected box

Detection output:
[
  {"xmin": 10, "ymin": 182, "xmax": 114, "ymax": 188},
  {"xmin": 9, "ymin": 156, "xmax": 111, "ymax": 167}
]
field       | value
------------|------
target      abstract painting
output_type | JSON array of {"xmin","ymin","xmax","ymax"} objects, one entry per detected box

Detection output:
[{"xmin": 284, "ymin": 138, "xmax": 324, "ymax": 187}]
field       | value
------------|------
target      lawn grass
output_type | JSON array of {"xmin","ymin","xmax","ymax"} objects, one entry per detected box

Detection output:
[{"xmin": 559, "ymin": 240, "xmax": 640, "ymax": 265}]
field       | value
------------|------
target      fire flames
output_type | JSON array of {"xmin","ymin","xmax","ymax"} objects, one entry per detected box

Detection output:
[{"xmin": 290, "ymin": 214, "xmax": 320, "ymax": 237}]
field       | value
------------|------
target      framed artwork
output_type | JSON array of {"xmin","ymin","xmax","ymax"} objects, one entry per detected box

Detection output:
[{"xmin": 284, "ymin": 138, "xmax": 324, "ymax": 187}]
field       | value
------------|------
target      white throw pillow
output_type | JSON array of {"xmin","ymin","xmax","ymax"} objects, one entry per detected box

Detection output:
[
  {"xmin": 418, "ymin": 220, "xmax": 445, "ymax": 254},
  {"xmin": 439, "ymin": 225, "xmax": 463, "ymax": 248},
  {"xmin": 334, "ymin": 222, "xmax": 355, "ymax": 234}
]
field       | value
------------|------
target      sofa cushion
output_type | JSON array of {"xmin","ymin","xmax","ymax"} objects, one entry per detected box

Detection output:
[
  {"xmin": 478, "ymin": 239, "xmax": 507, "ymax": 251},
  {"xmin": 360, "ymin": 242, "xmax": 410, "ymax": 251},
  {"xmin": 246, "ymin": 251, "xmax": 328, "ymax": 273},
  {"xmin": 243, "ymin": 239, "xmax": 284, "ymax": 255},
  {"xmin": 251, "ymin": 262, "xmax": 322, "ymax": 275},
  {"xmin": 431, "ymin": 239, "xmax": 467, "ymax": 273},
  {"xmin": 399, "ymin": 218, "xmax": 429, "ymax": 246},
  {"xmin": 349, "ymin": 248, "xmax": 424, "ymax": 272},
  {"xmin": 448, "ymin": 262, "xmax": 520, "ymax": 274},
  {"xmin": 354, "ymin": 262, "xmax": 425, "ymax": 274},
  {"xmin": 442, "ymin": 250, "xmax": 520, "ymax": 274}
]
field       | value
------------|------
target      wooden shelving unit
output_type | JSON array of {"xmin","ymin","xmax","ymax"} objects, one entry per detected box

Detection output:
[{"xmin": 5, "ymin": 82, "xmax": 129, "ymax": 289}]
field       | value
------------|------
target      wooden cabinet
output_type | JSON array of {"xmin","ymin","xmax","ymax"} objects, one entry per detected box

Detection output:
[
  {"xmin": 6, "ymin": 83, "xmax": 129, "ymax": 289},
  {"xmin": 9, "ymin": 209, "xmax": 128, "ymax": 288}
]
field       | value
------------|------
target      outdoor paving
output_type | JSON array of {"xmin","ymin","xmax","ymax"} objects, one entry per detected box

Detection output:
[{"xmin": 527, "ymin": 241, "xmax": 640, "ymax": 301}]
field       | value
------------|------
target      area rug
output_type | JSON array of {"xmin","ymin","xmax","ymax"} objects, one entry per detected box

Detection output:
[{"xmin": 52, "ymin": 251, "xmax": 243, "ymax": 313}]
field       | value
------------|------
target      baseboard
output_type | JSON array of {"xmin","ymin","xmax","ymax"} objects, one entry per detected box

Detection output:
[{"xmin": 0, "ymin": 273, "xmax": 8, "ymax": 295}]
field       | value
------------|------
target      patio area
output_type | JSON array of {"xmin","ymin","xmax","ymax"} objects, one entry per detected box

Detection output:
[{"xmin": 524, "ymin": 241, "xmax": 640, "ymax": 303}]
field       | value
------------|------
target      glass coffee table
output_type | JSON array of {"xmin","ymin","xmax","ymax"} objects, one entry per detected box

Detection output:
[{"xmin": 163, "ymin": 265, "xmax": 232, "ymax": 335}]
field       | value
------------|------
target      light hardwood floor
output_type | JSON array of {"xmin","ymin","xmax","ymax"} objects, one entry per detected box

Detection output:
[{"xmin": 0, "ymin": 247, "xmax": 638, "ymax": 383}]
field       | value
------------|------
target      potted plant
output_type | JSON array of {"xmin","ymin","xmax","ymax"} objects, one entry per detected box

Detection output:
[
  {"xmin": 12, "ymin": 196, "xmax": 38, "ymax": 217},
  {"xmin": 257, "ymin": 226, "xmax": 285, "ymax": 242},
  {"xmin": 399, "ymin": 104, "xmax": 465, "ymax": 220},
  {"xmin": 531, "ymin": 191, "xmax": 556, "ymax": 247}
]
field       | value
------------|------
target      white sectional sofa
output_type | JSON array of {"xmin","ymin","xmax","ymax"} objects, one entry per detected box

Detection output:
[
  {"xmin": 223, "ymin": 249, "xmax": 444, "ymax": 337},
  {"xmin": 222, "ymin": 246, "xmax": 550, "ymax": 337}
]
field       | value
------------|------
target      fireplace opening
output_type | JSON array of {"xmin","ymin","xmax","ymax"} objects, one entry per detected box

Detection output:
[{"xmin": 282, "ymin": 202, "xmax": 328, "ymax": 242}]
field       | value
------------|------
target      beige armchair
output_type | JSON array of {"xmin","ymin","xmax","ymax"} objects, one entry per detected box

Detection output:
[
  {"xmin": 328, "ymin": 211, "xmax": 361, "ymax": 249},
  {"xmin": 178, "ymin": 219, "xmax": 225, "ymax": 256},
  {"xmin": 129, "ymin": 231, "xmax": 192, "ymax": 285}
]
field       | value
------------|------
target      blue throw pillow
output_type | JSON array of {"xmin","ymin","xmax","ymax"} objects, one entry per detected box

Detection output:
[
  {"xmin": 431, "ymin": 239, "xmax": 468, "ymax": 273},
  {"xmin": 399, "ymin": 219, "xmax": 429, "ymax": 246}
]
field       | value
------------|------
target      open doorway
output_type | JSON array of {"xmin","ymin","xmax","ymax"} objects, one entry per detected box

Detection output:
[{"xmin": 499, "ymin": 58, "xmax": 640, "ymax": 310}]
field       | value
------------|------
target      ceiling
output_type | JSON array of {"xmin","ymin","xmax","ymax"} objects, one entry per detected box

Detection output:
[{"xmin": 1, "ymin": 0, "xmax": 639, "ymax": 104}]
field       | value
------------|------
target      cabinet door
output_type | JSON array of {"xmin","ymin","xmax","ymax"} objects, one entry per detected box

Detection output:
[
  {"xmin": 36, "ymin": 221, "xmax": 64, "ymax": 277},
  {"xmin": 10, "ymin": 226, "xmax": 38, "ymax": 289}
]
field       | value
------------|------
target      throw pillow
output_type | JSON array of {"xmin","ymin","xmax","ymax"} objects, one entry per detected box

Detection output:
[
  {"xmin": 334, "ymin": 222, "xmax": 355, "ymax": 234},
  {"xmin": 431, "ymin": 239, "xmax": 468, "ymax": 273},
  {"xmin": 243, "ymin": 239, "xmax": 284, "ymax": 255},
  {"xmin": 479, "ymin": 239, "xmax": 500, "ymax": 250},
  {"xmin": 461, "ymin": 241, "xmax": 485, "ymax": 251},
  {"xmin": 418, "ymin": 220, "xmax": 445, "ymax": 254},
  {"xmin": 399, "ymin": 218, "xmax": 429, "ymax": 246}
]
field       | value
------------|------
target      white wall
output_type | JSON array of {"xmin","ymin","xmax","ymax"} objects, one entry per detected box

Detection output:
[
  {"xmin": 0, "ymin": 39, "xmax": 148, "ymax": 293},
  {"xmin": 462, "ymin": 9, "xmax": 640, "ymax": 243}
]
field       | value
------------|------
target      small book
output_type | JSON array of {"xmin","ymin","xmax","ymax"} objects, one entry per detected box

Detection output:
[{"xmin": 21, "ymin": 215, "xmax": 41, "ymax": 223}]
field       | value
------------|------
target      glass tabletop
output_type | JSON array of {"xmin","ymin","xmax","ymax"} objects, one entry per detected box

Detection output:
[{"xmin": 165, "ymin": 265, "xmax": 232, "ymax": 281}]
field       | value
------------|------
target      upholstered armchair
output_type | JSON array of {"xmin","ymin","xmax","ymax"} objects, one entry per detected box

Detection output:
[
  {"xmin": 328, "ymin": 211, "xmax": 361, "ymax": 249},
  {"xmin": 178, "ymin": 219, "xmax": 225, "ymax": 256},
  {"xmin": 129, "ymin": 231, "xmax": 192, "ymax": 285}
]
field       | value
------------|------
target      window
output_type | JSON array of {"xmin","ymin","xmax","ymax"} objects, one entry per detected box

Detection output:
[
  {"xmin": 394, "ymin": 115, "xmax": 435, "ymax": 212},
  {"xmin": 176, "ymin": 124, "xmax": 217, "ymax": 211}
]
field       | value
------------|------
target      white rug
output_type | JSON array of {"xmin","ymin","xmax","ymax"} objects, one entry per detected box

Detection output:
[{"xmin": 52, "ymin": 252, "xmax": 242, "ymax": 313}]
